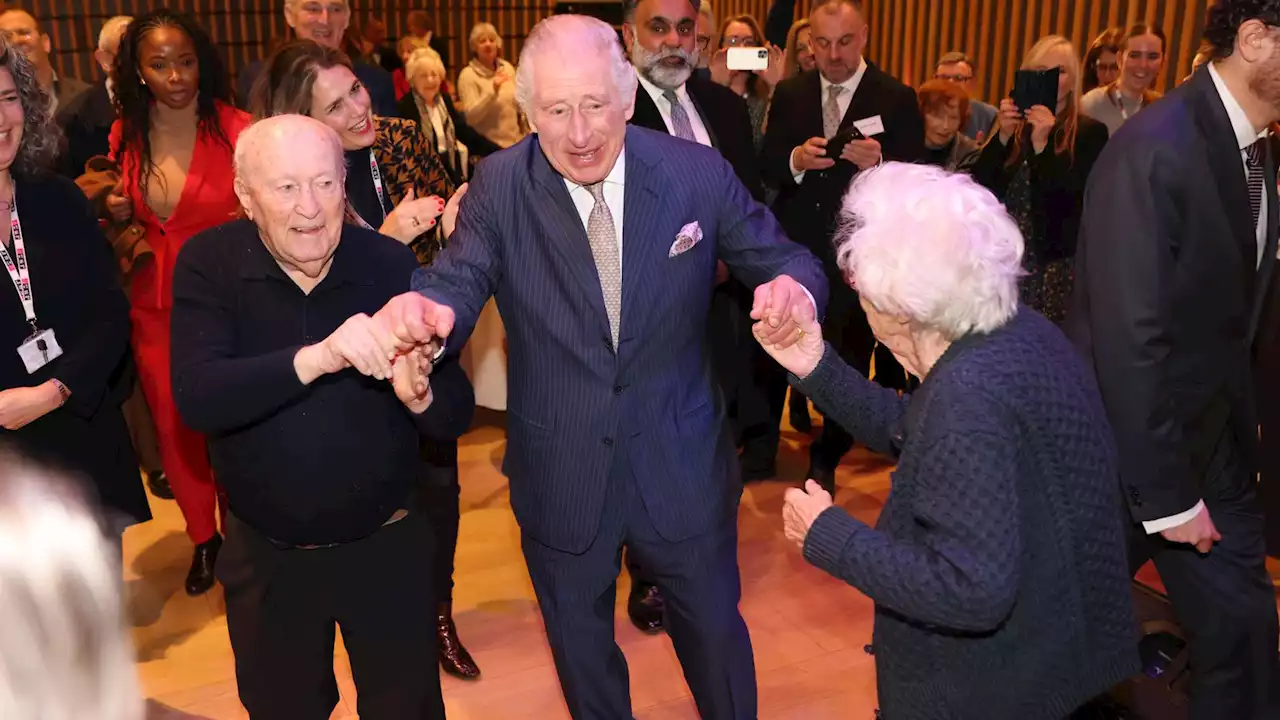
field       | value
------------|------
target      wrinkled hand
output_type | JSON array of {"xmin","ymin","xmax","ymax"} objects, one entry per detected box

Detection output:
[
  {"xmin": 379, "ymin": 188, "xmax": 446, "ymax": 245},
  {"xmin": 299, "ymin": 313, "xmax": 400, "ymax": 383},
  {"xmin": 750, "ymin": 275, "xmax": 816, "ymax": 351},
  {"xmin": 783, "ymin": 480, "xmax": 834, "ymax": 548},
  {"xmin": 391, "ymin": 346, "xmax": 435, "ymax": 413},
  {"xmin": 996, "ymin": 98, "xmax": 1023, "ymax": 145},
  {"xmin": 493, "ymin": 70, "xmax": 511, "ymax": 89},
  {"xmin": 709, "ymin": 49, "xmax": 731, "ymax": 87},
  {"xmin": 753, "ymin": 297, "xmax": 824, "ymax": 378},
  {"xmin": 105, "ymin": 191, "xmax": 132, "ymax": 223},
  {"xmin": 374, "ymin": 291, "xmax": 456, "ymax": 350},
  {"xmin": 1160, "ymin": 506, "xmax": 1221, "ymax": 554},
  {"xmin": 1024, "ymin": 105, "xmax": 1056, "ymax": 154},
  {"xmin": 442, "ymin": 183, "xmax": 468, "ymax": 239},
  {"xmin": 754, "ymin": 43, "xmax": 785, "ymax": 88},
  {"xmin": 792, "ymin": 137, "xmax": 835, "ymax": 173},
  {"xmin": 841, "ymin": 137, "xmax": 882, "ymax": 171},
  {"xmin": 0, "ymin": 382, "xmax": 64, "ymax": 430}
]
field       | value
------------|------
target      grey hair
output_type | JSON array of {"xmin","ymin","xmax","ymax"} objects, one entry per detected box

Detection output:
[
  {"xmin": 0, "ymin": 35, "xmax": 60, "ymax": 176},
  {"xmin": 834, "ymin": 162, "xmax": 1022, "ymax": 338},
  {"xmin": 469, "ymin": 22, "xmax": 501, "ymax": 54},
  {"xmin": 515, "ymin": 14, "xmax": 638, "ymax": 118},
  {"xmin": 405, "ymin": 47, "xmax": 446, "ymax": 85},
  {"xmin": 233, "ymin": 114, "xmax": 345, "ymax": 186},
  {"xmin": 98, "ymin": 16, "xmax": 133, "ymax": 53},
  {"xmin": 625, "ymin": 0, "xmax": 703, "ymax": 23},
  {"xmin": 0, "ymin": 449, "xmax": 143, "ymax": 720}
]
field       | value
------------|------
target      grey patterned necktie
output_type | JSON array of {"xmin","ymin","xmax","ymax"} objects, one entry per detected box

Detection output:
[
  {"xmin": 823, "ymin": 85, "xmax": 846, "ymax": 138},
  {"xmin": 663, "ymin": 89, "xmax": 697, "ymax": 142},
  {"xmin": 586, "ymin": 182, "xmax": 622, "ymax": 347}
]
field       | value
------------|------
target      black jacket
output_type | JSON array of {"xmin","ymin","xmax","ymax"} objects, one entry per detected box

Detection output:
[
  {"xmin": 55, "ymin": 79, "xmax": 116, "ymax": 178},
  {"xmin": 395, "ymin": 91, "xmax": 501, "ymax": 186}
]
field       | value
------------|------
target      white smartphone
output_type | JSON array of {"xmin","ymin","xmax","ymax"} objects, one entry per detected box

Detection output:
[{"xmin": 726, "ymin": 46, "xmax": 770, "ymax": 72}]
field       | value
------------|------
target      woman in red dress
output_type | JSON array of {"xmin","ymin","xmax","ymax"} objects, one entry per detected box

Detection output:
[{"xmin": 106, "ymin": 9, "xmax": 249, "ymax": 595}]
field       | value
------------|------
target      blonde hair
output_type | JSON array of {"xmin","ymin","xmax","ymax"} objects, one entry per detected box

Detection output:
[
  {"xmin": 406, "ymin": 47, "xmax": 446, "ymax": 84},
  {"xmin": 783, "ymin": 19, "xmax": 811, "ymax": 79},
  {"xmin": 469, "ymin": 22, "xmax": 501, "ymax": 54},
  {"xmin": 397, "ymin": 34, "xmax": 429, "ymax": 61},
  {"xmin": 0, "ymin": 450, "xmax": 143, "ymax": 720},
  {"xmin": 1011, "ymin": 35, "xmax": 1081, "ymax": 164}
]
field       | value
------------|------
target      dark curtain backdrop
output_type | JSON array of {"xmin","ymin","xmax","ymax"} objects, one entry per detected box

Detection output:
[{"xmin": 34, "ymin": 0, "xmax": 1212, "ymax": 102}]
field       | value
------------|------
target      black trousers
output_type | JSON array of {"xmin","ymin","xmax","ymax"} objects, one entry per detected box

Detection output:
[
  {"xmin": 1127, "ymin": 434, "xmax": 1280, "ymax": 720},
  {"xmin": 416, "ymin": 437, "xmax": 461, "ymax": 602},
  {"xmin": 218, "ymin": 512, "xmax": 444, "ymax": 720},
  {"xmin": 523, "ymin": 455, "xmax": 756, "ymax": 720}
]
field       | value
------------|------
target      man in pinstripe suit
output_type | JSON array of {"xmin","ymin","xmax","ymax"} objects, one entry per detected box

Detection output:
[{"xmin": 375, "ymin": 13, "xmax": 827, "ymax": 720}]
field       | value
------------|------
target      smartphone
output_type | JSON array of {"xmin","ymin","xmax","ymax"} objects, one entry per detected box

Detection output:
[
  {"xmin": 825, "ymin": 125, "xmax": 865, "ymax": 162},
  {"xmin": 726, "ymin": 47, "xmax": 770, "ymax": 72},
  {"xmin": 1011, "ymin": 68, "xmax": 1060, "ymax": 112}
]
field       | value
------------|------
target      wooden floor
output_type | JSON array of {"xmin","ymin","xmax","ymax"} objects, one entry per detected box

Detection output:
[
  {"xmin": 124, "ymin": 412, "xmax": 1280, "ymax": 719},
  {"xmin": 126, "ymin": 413, "xmax": 892, "ymax": 719}
]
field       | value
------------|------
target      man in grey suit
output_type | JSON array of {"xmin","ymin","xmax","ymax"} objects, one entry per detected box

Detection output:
[{"xmin": 375, "ymin": 13, "xmax": 827, "ymax": 719}]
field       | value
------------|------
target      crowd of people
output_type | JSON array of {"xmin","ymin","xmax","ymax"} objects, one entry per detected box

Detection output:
[{"xmin": 0, "ymin": 0, "xmax": 1278, "ymax": 718}]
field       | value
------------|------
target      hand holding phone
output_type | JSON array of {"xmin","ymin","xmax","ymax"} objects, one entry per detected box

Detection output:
[
  {"xmin": 824, "ymin": 126, "xmax": 865, "ymax": 164},
  {"xmin": 1011, "ymin": 68, "xmax": 1060, "ymax": 113},
  {"xmin": 726, "ymin": 47, "xmax": 770, "ymax": 72}
]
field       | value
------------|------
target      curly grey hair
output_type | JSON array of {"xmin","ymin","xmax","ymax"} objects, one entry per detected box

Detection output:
[{"xmin": 0, "ymin": 35, "xmax": 60, "ymax": 176}]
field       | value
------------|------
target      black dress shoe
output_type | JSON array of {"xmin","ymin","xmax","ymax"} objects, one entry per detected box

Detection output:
[
  {"xmin": 627, "ymin": 581, "xmax": 665, "ymax": 634},
  {"xmin": 185, "ymin": 533, "xmax": 222, "ymax": 596},
  {"xmin": 807, "ymin": 464, "xmax": 837, "ymax": 498},
  {"xmin": 146, "ymin": 470, "xmax": 174, "ymax": 500},
  {"xmin": 436, "ymin": 602, "xmax": 481, "ymax": 679}
]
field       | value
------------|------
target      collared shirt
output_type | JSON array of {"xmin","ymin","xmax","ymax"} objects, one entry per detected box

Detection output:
[
  {"xmin": 1143, "ymin": 63, "xmax": 1272, "ymax": 536},
  {"xmin": 1207, "ymin": 62, "xmax": 1269, "ymax": 268},
  {"xmin": 564, "ymin": 150, "xmax": 626, "ymax": 268},
  {"xmin": 169, "ymin": 220, "xmax": 474, "ymax": 546},
  {"xmin": 792, "ymin": 57, "xmax": 869, "ymax": 181},
  {"xmin": 634, "ymin": 68, "xmax": 713, "ymax": 147}
]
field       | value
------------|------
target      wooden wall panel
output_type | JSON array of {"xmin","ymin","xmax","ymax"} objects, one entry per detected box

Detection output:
[{"xmin": 28, "ymin": 0, "xmax": 1212, "ymax": 104}]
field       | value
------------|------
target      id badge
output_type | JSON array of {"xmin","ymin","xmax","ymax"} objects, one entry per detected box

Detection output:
[{"xmin": 17, "ymin": 328, "xmax": 62, "ymax": 374}]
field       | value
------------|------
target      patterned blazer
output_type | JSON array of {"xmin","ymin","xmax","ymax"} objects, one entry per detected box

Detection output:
[{"xmin": 368, "ymin": 115, "xmax": 456, "ymax": 267}]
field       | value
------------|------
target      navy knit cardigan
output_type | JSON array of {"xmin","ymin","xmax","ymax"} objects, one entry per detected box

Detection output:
[{"xmin": 796, "ymin": 309, "xmax": 1138, "ymax": 719}]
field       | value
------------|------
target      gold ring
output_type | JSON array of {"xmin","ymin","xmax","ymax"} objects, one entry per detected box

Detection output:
[{"xmin": 797, "ymin": 328, "xmax": 806, "ymax": 338}]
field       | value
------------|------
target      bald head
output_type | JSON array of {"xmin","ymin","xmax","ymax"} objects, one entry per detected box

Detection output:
[{"xmin": 234, "ymin": 115, "xmax": 349, "ymax": 279}]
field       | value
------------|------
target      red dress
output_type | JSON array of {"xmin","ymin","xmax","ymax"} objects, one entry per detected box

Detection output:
[{"xmin": 110, "ymin": 101, "xmax": 250, "ymax": 543}]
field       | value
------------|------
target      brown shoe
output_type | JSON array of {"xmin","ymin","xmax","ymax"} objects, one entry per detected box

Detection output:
[{"xmin": 437, "ymin": 602, "xmax": 481, "ymax": 679}]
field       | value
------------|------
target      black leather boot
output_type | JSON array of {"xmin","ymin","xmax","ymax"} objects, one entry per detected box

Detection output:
[
  {"xmin": 627, "ymin": 581, "xmax": 665, "ymax": 634},
  {"xmin": 437, "ymin": 602, "xmax": 481, "ymax": 679},
  {"xmin": 184, "ymin": 533, "xmax": 221, "ymax": 596}
]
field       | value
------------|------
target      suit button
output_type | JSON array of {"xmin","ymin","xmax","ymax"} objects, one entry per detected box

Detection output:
[
  {"xmin": 614, "ymin": 385, "xmax": 623, "ymax": 395},
  {"xmin": 603, "ymin": 437, "xmax": 613, "ymax": 446},
  {"xmin": 863, "ymin": 643, "xmax": 874, "ymax": 655}
]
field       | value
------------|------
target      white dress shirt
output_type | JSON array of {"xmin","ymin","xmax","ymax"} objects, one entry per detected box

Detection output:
[
  {"xmin": 635, "ymin": 69, "xmax": 713, "ymax": 148},
  {"xmin": 791, "ymin": 57, "xmax": 868, "ymax": 182},
  {"xmin": 1143, "ymin": 64, "xmax": 1273, "ymax": 535}
]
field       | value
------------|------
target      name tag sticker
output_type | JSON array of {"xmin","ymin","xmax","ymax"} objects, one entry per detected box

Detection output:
[{"xmin": 853, "ymin": 115, "xmax": 886, "ymax": 137}]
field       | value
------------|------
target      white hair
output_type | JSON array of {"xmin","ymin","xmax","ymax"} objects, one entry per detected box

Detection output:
[
  {"xmin": 468, "ymin": 22, "xmax": 501, "ymax": 53},
  {"xmin": 97, "ymin": 16, "xmax": 132, "ymax": 53},
  {"xmin": 0, "ymin": 451, "xmax": 143, "ymax": 720},
  {"xmin": 515, "ymin": 14, "xmax": 638, "ymax": 118},
  {"xmin": 834, "ymin": 162, "xmax": 1023, "ymax": 338},
  {"xmin": 405, "ymin": 47, "xmax": 445, "ymax": 84},
  {"xmin": 234, "ymin": 114, "xmax": 345, "ymax": 186}
]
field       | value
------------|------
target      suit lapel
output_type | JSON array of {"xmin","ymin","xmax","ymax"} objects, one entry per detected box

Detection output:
[
  {"xmin": 838, "ymin": 63, "xmax": 880, "ymax": 133},
  {"xmin": 620, "ymin": 127, "xmax": 667, "ymax": 347},
  {"xmin": 1250, "ymin": 140, "xmax": 1280, "ymax": 341},
  {"xmin": 527, "ymin": 145, "xmax": 612, "ymax": 341},
  {"xmin": 1193, "ymin": 71, "xmax": 1258, "ymax": 283},
  {"xmin": 800, "ymin": 70, "xmax": 825, "ymax": 139},
  {"xmin": 685, "ymin": 80, "xmax": 722, "ymax": 150},
  {"xmin": 630, "ymin": 85, "xmax": 667, "ymax": 134}
]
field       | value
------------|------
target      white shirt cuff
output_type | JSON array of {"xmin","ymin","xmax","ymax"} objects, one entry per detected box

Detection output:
[
  {"xmin": 1141, "ymin": 499, "xmax": 1205, "ymax": 534},
  {"xmin": 789, "ymin": 150, "xmax": 806, "ymax": 183},
  {"xmin": 800, "ymin": 284, "xmax": 818, "ymax": 319}
]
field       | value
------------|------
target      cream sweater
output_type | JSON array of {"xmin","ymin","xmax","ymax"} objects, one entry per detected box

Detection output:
[{"xmin": 456, "ymin": 59, "xmax": 525, "ymax": 148}]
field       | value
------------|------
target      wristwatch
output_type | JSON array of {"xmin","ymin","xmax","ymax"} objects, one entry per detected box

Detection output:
[{"xmin": 49, "ymin": 378, "xmax": 70, "ymax": 406}]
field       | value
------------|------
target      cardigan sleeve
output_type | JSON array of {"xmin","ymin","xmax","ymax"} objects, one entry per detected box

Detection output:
[
  {"xmin": 457, "ymin": 67, "xmax": 503, "ymax": 129},
  {"xmin": 791, "ymin": 342, "xmax": 908, "ymax": 457},
  {"xmin": 803, "ymin": 413, "xmax": 1022, "ymax": 633}
]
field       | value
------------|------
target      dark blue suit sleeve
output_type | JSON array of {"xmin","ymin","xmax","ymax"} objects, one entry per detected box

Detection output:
[
  {"xmin": 411, "ymin": 159, "xmax": 504, "ymax": 348},
  {"xmin": 712, "ymin": 155, "xmax": 829, "ymax": 319}
]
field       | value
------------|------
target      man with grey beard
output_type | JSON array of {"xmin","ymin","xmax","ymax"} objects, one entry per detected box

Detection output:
[{"xmin": 620, "ymin": 0, "xmax": 783, "ymax": 636}]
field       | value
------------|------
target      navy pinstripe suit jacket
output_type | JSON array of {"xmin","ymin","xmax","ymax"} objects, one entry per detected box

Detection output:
[{"xmin": 413, "ymin": 125, "xmax": 828, "ymax": 552}]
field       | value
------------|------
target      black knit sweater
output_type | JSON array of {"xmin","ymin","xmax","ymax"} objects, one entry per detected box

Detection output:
[{"xmin": 796, "ymin": 309, "xmax": 1138, "ymax": 719}]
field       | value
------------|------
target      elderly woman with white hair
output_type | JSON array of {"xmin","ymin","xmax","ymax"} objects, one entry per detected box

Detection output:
[
  {"xmin": 455, "ymin": 22, "xmax": 525, "ymax": 148},
  {"xmin": 756, "ymin": 162, "xmax": 1138, "ymax": 719},
  {"xmin": 397, "ymin": 47, "xmax": 502, "ymax": 185}
]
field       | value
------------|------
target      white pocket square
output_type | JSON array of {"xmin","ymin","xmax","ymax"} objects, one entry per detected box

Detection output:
[{"xmin": 669, "ymin": 221, "xmax": 704, "ymax": 258}]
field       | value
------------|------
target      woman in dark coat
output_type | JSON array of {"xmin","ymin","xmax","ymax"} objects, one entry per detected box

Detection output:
[
  {"xmin": 0, "ymin": 38, "xmax": 149, "ymax": 539},
  {"xmin": 757, "ymin": 163, "xmax": 1137, "ymax": 719}
]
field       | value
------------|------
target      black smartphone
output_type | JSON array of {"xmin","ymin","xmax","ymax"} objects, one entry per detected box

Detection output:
[
  {"xmin": 1011, "ymin": 68, "xmax": 1060, "ymax": 112},
  {"xmin": 825, "ymin": 125, "xmax": 865, "ymax": 163}
]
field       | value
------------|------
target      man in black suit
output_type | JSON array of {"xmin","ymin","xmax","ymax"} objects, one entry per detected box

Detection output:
[
  {"xmin": 56, "ymin": 15, "xmax": 131, "ymax": 178},
  {"xmin": 761, "ymin": 0, "xmax": 923, "ymax": 492},
  {"xmin": 1069, "ymin": 2, "xmax": 1280, "ymax": 717},
  {"xmin": 619, "ymin": 0, "xmax": 779, "ymax": 636}
]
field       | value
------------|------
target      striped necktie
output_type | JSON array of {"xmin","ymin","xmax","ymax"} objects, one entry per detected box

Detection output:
[{"xmin": 1247, "ymin": 139, "xmax": 1265, "ymax": 237}]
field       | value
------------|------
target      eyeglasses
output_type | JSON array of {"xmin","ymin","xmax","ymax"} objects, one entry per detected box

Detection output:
[
  {"xmin": 721, "ymin": 35, "xmax": 758, "ymax": 47},
  {"xmin": 1095, "ymin": 61, "xmax": 1119, "ymax": 72},
  {"xmin": 935, "ymin": 72, "xmax": 972, "ymax": 83},
  {"xmin": 696, "ymin": 35, "xmax": 712, "ymax": 51}
]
